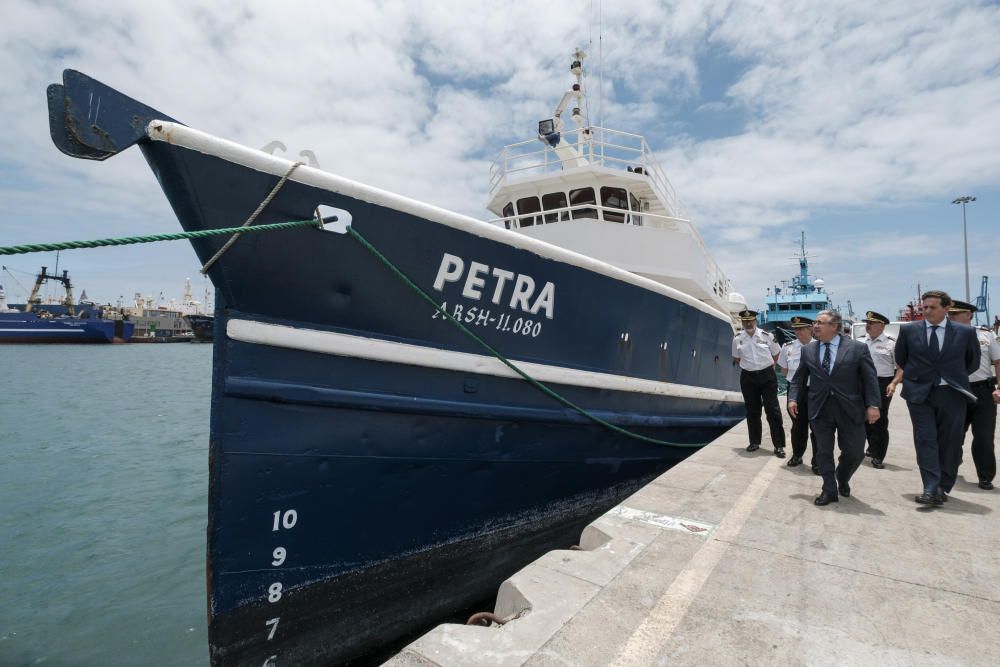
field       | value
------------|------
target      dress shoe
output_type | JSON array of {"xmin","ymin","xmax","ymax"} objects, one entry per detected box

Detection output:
[
  {"xmin": 935, "ymin": 492, "xmax": 948, "ymax": 503},
  {"xmin": 865, "ymin": 448, "xmax": 872, "ymax": 458},
  {"xmin": 979, "ymin": 480, "xmax": 995, "ymax": 490},
  {"xmin": 814, "ymin": 492, "xmax": 838, "ymax": 506},
  {"xmin": 871, "ymin": 458, "xmax": 885, "ymax": 469},
  {"xmin": 774, "ymin": 447, "xmax": 786, "ymax": 459},
  {"xmin": 811, "ymin": 464, "xmax": 820, "ymax": 475},
  {"xmin": 746, "ymin": 443, "xmax": 760, "ymax": 452},
  {"xmin": 786, "ymin": 455, "xmax": 802, "ymax": 467},
  {"xmin": 838, "ymin": 481, "xmax": 851, "ymax": 498},
  {"xmin": 915, "ymin": 492, "xmax": 943, "ymax": 506}
]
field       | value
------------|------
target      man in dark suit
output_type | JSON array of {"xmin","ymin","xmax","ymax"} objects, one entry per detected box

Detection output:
[
  {"xmin": 895, "ymin": 290, "xmax": 981, "ymax": 505},
  {"xmin": 788, "ymin": 310, "xmax": 881, "ymax": 506}
]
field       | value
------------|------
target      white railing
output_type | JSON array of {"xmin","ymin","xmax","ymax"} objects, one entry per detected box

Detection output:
[
  {"xmin": 484, "ymin": 202, "xmax": 732, "ymax": 302},
  {"xmin": 488, "ymin": 127, "xmax": 688, "ymax": 220}
]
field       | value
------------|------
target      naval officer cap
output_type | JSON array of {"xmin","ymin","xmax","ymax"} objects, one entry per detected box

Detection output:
[
  {"xmin": 738, "ymin": 309, "xmax": 758, "ymax": 321},
  {"xmin": 863, "ymin": 311, "xmax": 890, "ymax": 324},
  {"xmin": 790, "ymin": 316, "xmax": 814, "ymax": 328},
  {"xmin": 948, "ymin": 300, "xmax": 978, "ymax": 313}
]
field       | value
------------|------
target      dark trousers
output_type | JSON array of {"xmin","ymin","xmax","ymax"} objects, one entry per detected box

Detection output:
[
  {"xmin": 789, "ymin": 390, "xmax": 817, "ymax": 464},
  {"xmin": 864, "ymin": 376, "xmax": 894, "ymax": 460},
  {"xmin": 906, "ymin": 385, "xmax": 966, "ymax": 494},
  {"xmin": 740, "ymin": 368, "xmax": 785, "ymax": 448},
  {"xmin": 811, "ymin": 398, "xmax": 865, "ymax": 495},
  {"xmin": 964, "ymin": 379, "xmax": 997, "ymax": 484}
]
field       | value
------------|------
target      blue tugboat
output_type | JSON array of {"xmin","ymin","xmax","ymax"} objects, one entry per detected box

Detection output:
[
  {"xmin": 46, "ymin": 52, "xmax": 746, "ymax": 665},
  {"xmin": 0, "ymin": 267, "xmax": 133, "ymax": 344},
  {"xmin": 759, "ymin": 232, "xmax": 832, "ymax": 343}
]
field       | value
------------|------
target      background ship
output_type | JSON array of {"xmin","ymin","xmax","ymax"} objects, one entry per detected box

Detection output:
[
  {"xmin": 47, "ymin": 52, "xmax": 746, "ymax": 665},
  {"xmin": 184, "ymin": 313, "xmax": 214, "ymax": 342},
  {"xmin": 0, "ymin": 267, "xmax": 133, "ymax": 343},
  {"xmin": 758, "ymin": 232, "xmax": 844, "ymax": 343}
]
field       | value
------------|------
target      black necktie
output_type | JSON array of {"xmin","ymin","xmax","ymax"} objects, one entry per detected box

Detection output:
[
  {"xmin": 930, "ymin": 325, "xmax": 940, "ymax": 357},
  {"xmin": 822, "ymin": 342, "xmax": 831, "ymax": 373}
]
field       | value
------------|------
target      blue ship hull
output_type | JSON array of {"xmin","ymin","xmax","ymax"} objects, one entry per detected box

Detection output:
[
  {"xmin": 47, "ymin": 70, "xmax": 745, "ymax": 665},
  {"xmin": 0, "ymin": 312, "xmax": 133, "ymax": 343}
]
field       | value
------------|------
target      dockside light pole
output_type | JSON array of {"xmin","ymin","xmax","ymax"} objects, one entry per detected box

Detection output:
[{"xmin": 952, "ymin": 195, "xmax": 976, "ymax": 302}]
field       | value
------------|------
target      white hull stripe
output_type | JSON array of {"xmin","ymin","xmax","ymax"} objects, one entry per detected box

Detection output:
[
  {"xmin": 227, "ymin": 319, "xmax": 744, "ymax": 404},
  {"xmin": 148, "ymin": 121, "xmax": 730, "ymax": 324}
]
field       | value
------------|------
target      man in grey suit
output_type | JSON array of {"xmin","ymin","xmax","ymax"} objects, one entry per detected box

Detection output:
[
  {"xmin": 788, "ymin": 310, "xmax": 881, "ymax": 506},
  {"xmin": 894, "ymin": 290, "xmax": 981, "ymax": 505}
]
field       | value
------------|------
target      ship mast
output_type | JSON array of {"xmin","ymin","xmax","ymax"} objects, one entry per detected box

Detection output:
[
  {"xmin": 536, "ymin": 49, "xmax": 591, "ymax": 167},
  {"xmin": 797, "ymin": 231, "xmax": 809, "ymax": 292}
]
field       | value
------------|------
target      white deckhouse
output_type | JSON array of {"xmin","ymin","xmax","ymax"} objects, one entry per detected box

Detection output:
[{"xmin": 487, "ymin": 49, "xmax": 745, "ymax": 321}]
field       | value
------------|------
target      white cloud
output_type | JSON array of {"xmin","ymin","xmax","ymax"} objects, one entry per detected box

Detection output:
[{"xmin": 0, "ymin": 0, "xmax": 997, "ymax": 315}]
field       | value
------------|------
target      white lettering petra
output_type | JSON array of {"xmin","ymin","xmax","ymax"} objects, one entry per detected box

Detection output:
[
  {"xmin": 432, "ymin": 253, "xmax": 555, "ymax": 320},
  {"xmin": 462, "ymin": 261, "xmax": 490, "ymax": 299}
]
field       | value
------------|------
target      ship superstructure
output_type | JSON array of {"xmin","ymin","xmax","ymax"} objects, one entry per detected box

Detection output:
[
  {"xmin": 760, "ymin": 232, "xmax": 832, "ymax": 342},
  {"xmin": 487, "ymin": 50, "xmax": 745, "ymax": 320}
]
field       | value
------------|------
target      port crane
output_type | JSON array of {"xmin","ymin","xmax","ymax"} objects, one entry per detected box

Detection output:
[{"xmin": 974, "ymin": 275, "xmax": 990, "ymax": 327}]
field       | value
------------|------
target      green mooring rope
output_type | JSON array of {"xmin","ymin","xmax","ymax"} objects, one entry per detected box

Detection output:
[
  {"xmin": 346, "ymin": 226, "xmax": 711, "ymax": 448},
  {"xmin": 0, "ymin": 219, "xmax": 320, "ymax": 256},
  {"xmin": 0, "ymin": 214, "xmax": 716, "ymax": 447}
]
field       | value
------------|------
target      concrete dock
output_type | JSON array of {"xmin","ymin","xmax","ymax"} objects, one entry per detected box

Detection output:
[{"xmin": 388, "ymin": 398, "xmax": 1000, "ymax": 666}]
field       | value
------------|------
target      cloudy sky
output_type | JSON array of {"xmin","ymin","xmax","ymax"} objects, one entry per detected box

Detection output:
[{"xmin": 2, "ymin": 0, "xmax": 998, "ymax": 321}]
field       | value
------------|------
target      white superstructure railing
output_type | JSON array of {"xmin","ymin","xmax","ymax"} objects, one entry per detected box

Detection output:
[
  {"xmin": 485, "ymin": 203, "xmax": 733, "ymax": 305},
  {"xmin": 488, "ymin": 127, "xmax": 688, "ymax": 220}
]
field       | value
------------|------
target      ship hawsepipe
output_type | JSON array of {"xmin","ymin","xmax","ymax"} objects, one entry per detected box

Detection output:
[{"xmin": 47, "ymin": 70, "xmax": 746, "ymax": 665}]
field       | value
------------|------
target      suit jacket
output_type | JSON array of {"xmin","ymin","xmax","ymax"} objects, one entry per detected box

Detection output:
[
  {"xmin": 894, "ymin": 320, "xmax": 980, "ymax": 404},
  {"xmin": 788, "ymin": 334, "xmax": 881, "ymax": 423}
]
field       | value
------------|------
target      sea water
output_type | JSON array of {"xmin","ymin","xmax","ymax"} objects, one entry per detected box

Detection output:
[{"xmin": 0, "ymin": 344, "xmax": 211, "ymax": 665}]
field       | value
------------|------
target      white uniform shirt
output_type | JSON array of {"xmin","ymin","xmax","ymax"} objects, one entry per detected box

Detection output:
[
  {"xmin": 859, "ymin": 332, "xmax": 897, "ymax": 378},
  {"xmin": 777, "ymin": 338, "xmax": 806, "ymax": 377},
  {"xmin": 732, "ymin": 328, "xmax": 780, "ymax": 371},
  {"xmin": 970, "ymin": 329, "xmax": 1000, "ymax": 382}
]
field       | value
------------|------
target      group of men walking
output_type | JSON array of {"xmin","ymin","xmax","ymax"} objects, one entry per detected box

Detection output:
[{"xmin": 732, "ymin": 290, "xmax": 1000, "ymax": 507}]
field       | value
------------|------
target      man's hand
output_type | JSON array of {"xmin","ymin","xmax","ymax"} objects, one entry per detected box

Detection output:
[
  {"xmin": 866, "ymin": 407, "xmax": 880, "ymax": 424},
  {"xmin": 788, "ymin": 400, "xmax": 798, "ymax": 418},
  {"xmin": 993, "ymin": 388, "xmax": 1000, "ymax": 405},
  {"xmin": 886, "ymin": 382, "xmax": 897, "ymax": 398}
]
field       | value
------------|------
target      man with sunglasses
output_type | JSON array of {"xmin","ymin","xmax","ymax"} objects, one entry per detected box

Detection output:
[{"xmin": 788, "ymin": 310, "xmax": 881, "ymax": 506}]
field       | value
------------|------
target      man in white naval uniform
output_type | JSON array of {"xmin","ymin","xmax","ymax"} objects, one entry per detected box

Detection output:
[
  {"xmin": 858, "ymin": 311, "xmax": 904, "ymax": 469},
  {"xmin": 778, "ymin": 316, "xmax": 818, "ymax": 471},
  {"xmin": 732, "ymin": 309, "xmax": 786, "ymax": 457},
  {"xmin": 948, "ymin": 300, "xmax": 1000, "ymax": 490}
]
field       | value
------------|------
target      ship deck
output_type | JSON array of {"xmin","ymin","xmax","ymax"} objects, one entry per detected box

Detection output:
[{"xmin": 388, "ymin": 397, "xmax": 999, "ymax": 666}]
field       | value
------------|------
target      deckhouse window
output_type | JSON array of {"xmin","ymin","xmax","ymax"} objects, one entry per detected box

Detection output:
[
  {"xmin": 569, "ymin": 187, "xmax": 597, "ymax": 219},
  {"xmin": 601, "ymin": 187, "xmax": 628, "ymax": 223},
  {"xmin": 502, "ymin": 202, "xmax": 515, "ymax": 229},
  {"xmin": 516, "ymin": 196, "xmax": 541, "ymax": 227},
  {"xmin": 629, "ymin": 192, "xmax": 642, "ymax": 226},
  {"xmin": 542, "ymin": 192, "xmax": 567, "ymax": 223}
]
